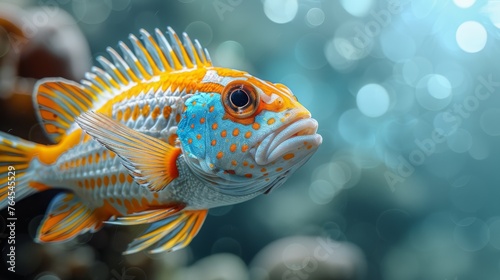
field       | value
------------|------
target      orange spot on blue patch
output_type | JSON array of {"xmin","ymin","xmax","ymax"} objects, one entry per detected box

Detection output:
[
  {"xmin": 241, "ymin": 144, "xmax": 248, "ymax": 152},
  {"xmin": 230, "ymin": 144, "xmax": 237, "ymax": 153},
  {"xmin": 216, "ymin": 151, "xmax": 224, "ymax": 159}
]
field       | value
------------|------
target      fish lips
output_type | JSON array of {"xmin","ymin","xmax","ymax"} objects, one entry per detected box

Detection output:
[{"xmin": 253, "ymin": 118, "xmax": 322, "ymax": 166}]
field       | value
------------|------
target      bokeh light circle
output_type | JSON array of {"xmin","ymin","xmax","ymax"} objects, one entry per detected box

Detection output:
[
  {"xmin": 415, "ymin": 75, "xmax": 453, "ymax": 111},
  {"xmin": 263, "ymin": 0, "xmax": 298, "ymax": 24},
  {"xmin": 356, "ymin": 83, "xmax": 390, "ymax": 118},
  {"xmin": 340, "ymin": 0, "xmax": 374, "ymax": 17},
  {"xmin": 436, "ymin": 61, "xmax": 468, "ymax": 89},
  {"xmin": 453, "ymin": 0, "xmax": 476, "ymax": 8},
  {"xmin": 214, "ymin": 41, "xmax": 247, "ymax": 70},
  {"xmin": 185, "ymin": 21, "xmax": 213, "ymax": 46},
  {"xmin": 309, "ymin": 179, "xmax": 338, "ymax": 205},
  {"xmin": 456, "ymin": 21, "xmax": 487, "ymax": 53},
  {"xmin": 486, "ymin": 1, "xmax": 500, "ymax": 28},
  {"xmin": 306, "ymin": 8, "xmax": 325, "ymax": 26},
  {"xmin": 328, "ymin": 162, "xmax": 351, "ymax": 186},
  {"xmin": 402, "ymin": 57, "xmax": 433, "ymax": 86},
  {"xmin": 427, "ymin": 74, "xmax": 452, "ymax": 99}
]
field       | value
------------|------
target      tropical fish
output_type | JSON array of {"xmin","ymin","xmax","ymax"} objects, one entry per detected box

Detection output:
[{"xmin": 0, "ymin": 27, "xmax": 322, "ymax": 254}]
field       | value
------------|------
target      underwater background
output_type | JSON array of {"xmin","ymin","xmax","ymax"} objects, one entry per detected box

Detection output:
[{"xmin": 1, "ymin": 0, "xmax": 500, "ymax": 279}]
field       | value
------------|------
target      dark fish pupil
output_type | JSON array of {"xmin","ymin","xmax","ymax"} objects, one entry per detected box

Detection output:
[{"xmin": 230, "ymin": 89, "xmax": 249, "ymax": 107}]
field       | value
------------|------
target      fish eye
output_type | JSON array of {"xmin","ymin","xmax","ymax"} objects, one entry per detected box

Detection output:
[
  {"xmin": 222, "ymin": 81, "xmax": 259, "ymax": 118},
  {"xmin": 230, "ymin": 89, "xmax": 249, "ymax": 107}
]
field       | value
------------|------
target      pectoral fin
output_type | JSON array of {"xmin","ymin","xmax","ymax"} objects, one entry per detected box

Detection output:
[
  {"xmin": 124, "ymin": 209, "xmax": 208, "ymax": 255},
  {"xmin": 76, "ymin": 111, "xmax": 181, "ymax": 192}
]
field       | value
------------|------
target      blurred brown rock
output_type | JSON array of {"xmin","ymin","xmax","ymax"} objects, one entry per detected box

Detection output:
[
  {"xmin": 250, "ymin": 236, "xmax": 367, "ymax": 280},
  {"xmin": 0, "ymin": 3, "xmax": 91, "ymax": 141}
]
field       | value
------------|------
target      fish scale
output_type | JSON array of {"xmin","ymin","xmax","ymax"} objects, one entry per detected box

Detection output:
[
  {"xmin": 110, "ymin": 87, "xmax": 187, "ymax": 139},
  {"xmin": 34, "ymin": 132, "xmax": 140, "ymax": 210}
]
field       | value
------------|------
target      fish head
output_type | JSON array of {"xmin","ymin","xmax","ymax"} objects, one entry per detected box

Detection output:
[{"xmin": 177, "ymin": 68, "xmax": 322, "ymax": 195}]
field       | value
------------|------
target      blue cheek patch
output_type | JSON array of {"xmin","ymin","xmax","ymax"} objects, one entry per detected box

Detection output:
[
  {"xmin": 179, "ymin": 92, "xmax": 299, "ymax": 182},
  {"xmin": 178, "ymin": 93, "xmax": 215, "ymax": 160},
  {"xmin": 178, "ymin": 93, "xmax": 252, "ymax": 172}
]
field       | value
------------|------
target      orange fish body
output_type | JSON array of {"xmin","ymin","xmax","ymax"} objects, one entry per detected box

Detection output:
[{"xmin": 0, "ymin": 27, "xmax": 321, "ymax": 254}]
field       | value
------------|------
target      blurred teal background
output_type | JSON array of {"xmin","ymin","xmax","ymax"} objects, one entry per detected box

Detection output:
[{"xmin": 1, "ymin": 0, "xmax": 500, "ymax": 279}]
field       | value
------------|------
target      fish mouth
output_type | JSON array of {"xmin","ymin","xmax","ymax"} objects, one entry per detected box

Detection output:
[{"xmin": 253, "ymin": 116, "xmax": 322, "ymax": 165}]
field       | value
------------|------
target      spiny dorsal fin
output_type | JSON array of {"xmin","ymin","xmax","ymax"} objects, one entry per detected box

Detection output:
[
  {"xmin": 34, "ymin": 27, "xmax": 212, "ymax": 143},
  {"xmin": 91, "ymin": 27, "xmax": 213, "ymax": 88}
]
